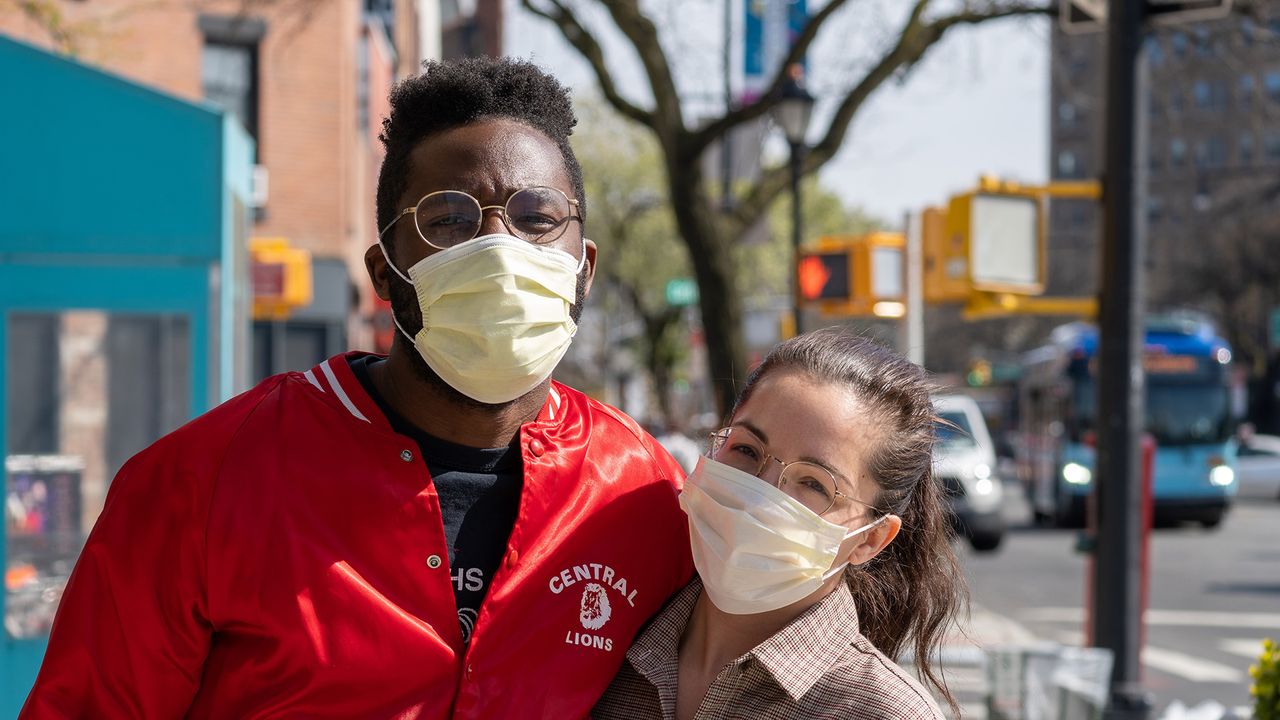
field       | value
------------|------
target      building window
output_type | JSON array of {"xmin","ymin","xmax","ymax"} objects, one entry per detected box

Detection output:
[
  {"xmin": 1194, "ymin": 138, "xmax": 1226, "ymax": 169},
  {"xmin": 1169, "ymin": 89, "xmax": 1184, "ymax": 114},
  {"xmin": 1058, "ymin": 102, "xmax": 1077, "ymax": 127},
  {"xmin": 1266, "ymin": 133, "xmax": 1280, "ymax": 162},
  {"xmin": 199, "ymin": 16, "xmax": 266, "ymax": 156},
  {"xmin": 1240, "ymin": 74, "xmax": 1255, "ymax": 105},
  {"xmin": 1171, "ymin": 31, "xmax": 1188, "ymax": 58},
  {"xmin": 1266, "ymin": 71, "xmax": 1280, "ymax": 102},
  {"xmin": 1194, "ymin": 27, "xmax": 1212, "ymax": 56},
  {"xmin": 1241, "ymin": 18, "xmax": 1255, "ymax": 47},
  {"xmin": 1147, "ymin": 196, "xmax": 1164, "ymax": 223},
  {"xmin": 1193, "ymin": 80, "xmax": 1211, "ymax": 108},
  {"xmin": 1145, "ymin": 36, "xmax": 1164, "ymax": 66},
  {"xmin": 1170, "ymin": 138, "xmax": 1187, "ymax": 167},
  {"xmin": 1206, "ymin": 136, "xmax": 1227, "ymax": 168},
  {"xmin": 1057, "ymin": 151, "xmax": 1079, "ymax": 178},
  {"xmin": 1239, "ymin": 133, "xmax": 1254, "ymax": 164}
]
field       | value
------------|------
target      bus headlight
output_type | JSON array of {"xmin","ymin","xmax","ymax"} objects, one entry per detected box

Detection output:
[
  {"xmin": 1209, "ymin": 465, "xmax": 1234, "ymax": 487},
  {"xmin": 974, "ymin": 478, "xmax": 995, "ymax": 495},
  {"xmin": 973, "ymin": 463, "xmax": 991, "ymax": 480},
  {"xmin": 1063, "ymin": 462, "xmax": 1092, "ymax": 486}
]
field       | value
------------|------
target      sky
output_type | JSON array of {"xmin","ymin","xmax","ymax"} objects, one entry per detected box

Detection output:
[{"xmin": 503, "ymin": 0, "xmax": 1051, "ymax": 227}]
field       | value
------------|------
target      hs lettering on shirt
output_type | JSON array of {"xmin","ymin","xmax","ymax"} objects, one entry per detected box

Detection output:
[
  {"xmin": 550, "ymin": 563, "xmax": 638, "ymax": 653},
  {"xmin": 452, "ymin": 567, "xmax": 484, "ymax": 592}
]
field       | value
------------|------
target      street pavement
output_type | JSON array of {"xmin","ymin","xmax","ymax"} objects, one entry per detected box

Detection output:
[{"xmin": 919, "ymin": 479, "xmax": 1280, "ymax": 719}]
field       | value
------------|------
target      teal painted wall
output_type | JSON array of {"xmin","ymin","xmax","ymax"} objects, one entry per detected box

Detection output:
[
  {"xmin": 0, "ymin": 35, "xmax": 225, "ymax": 261},
  {"xmin": 0, "ymin": 35, "xmax": 252, "ymax": 714}
]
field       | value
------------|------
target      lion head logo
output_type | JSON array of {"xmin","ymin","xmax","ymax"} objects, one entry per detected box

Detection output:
[{"xmin": 579, "ymin": 582, "xmax": 612, "ymax": 631}]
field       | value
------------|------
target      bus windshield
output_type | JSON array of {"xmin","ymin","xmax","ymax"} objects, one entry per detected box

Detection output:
[{"xmin": 1071, "ymin": 379, "xmax": 1231, "ymax": 445}]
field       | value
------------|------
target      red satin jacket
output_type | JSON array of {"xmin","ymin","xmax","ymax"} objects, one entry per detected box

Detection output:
[{"xmin": 21, "ymin": 353, "xmax": 694, "ymax": 719}]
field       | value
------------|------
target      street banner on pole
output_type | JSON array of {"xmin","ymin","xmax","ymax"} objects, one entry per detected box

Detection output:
[{"xmin": 741, "ymin": 0, "xmax": 808, "ymax": 103}]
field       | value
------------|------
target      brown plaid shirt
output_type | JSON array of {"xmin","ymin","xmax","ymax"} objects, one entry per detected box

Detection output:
[{"xmin": 592, "ymin": 577, "xmax": 944, "ymax": 720}]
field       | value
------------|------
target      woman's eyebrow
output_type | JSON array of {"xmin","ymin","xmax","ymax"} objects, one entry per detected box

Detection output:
[{"xmin": 736, "ymin": 419, "xmax": 853, "ymax": 487}]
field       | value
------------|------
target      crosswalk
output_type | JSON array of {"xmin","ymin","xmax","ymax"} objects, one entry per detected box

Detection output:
[
  {"xmin": 915, "ymin": 605, "xmax": 1275, "ymax": 718},
  {"xmin": 1016, "ymin": 605, "xmax": 1276, "ymax": 685}
]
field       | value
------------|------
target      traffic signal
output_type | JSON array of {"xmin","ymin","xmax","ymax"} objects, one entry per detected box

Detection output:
[
  {"xmin": 250, "ymin": 237, "xmax": 313, "ymax": 320},
  {"xmin": 797, "ymin": 252, "xmax": 850, "ymax": 302},
  {"xmin": 796, "ymin": 233, "xmax": 904, "ymax": 317},
  {"xmin": 967, "ymin": 359, "xmax": 993, "ymax": 387}
]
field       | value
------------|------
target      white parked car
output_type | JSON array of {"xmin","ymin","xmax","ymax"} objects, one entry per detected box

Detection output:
[
  {"xmin": 1237, "ymin": 434, "xmax": 1280, "ymax": 501},
  {"xmin": 933, "ymin": 394, "xmax": 1006, "ymax": 552}
]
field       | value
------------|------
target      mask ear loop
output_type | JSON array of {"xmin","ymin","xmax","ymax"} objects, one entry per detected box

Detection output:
[
  {"xmin": 822, "ymin": 514, "xmax": 890, "ymax": 580},
  {"xmin": 377, "ymin": 237, "xmax": 413, "ymax": 285}
]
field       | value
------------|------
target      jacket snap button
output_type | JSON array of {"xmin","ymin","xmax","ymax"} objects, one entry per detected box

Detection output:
[
  {"xmin": 528, "ymin": 439, "xmax": 545, "ymax": 457},
  {"xmin": 466, "ymin": 663, "xmax": 475, "ymax": 680},
  {"xmin": 426, "ymin": 554, "xmax": 442, "ymax": 569},
  {"xmin": 400, "ymin": 449, "xmax": 413, "ymax": 462}
]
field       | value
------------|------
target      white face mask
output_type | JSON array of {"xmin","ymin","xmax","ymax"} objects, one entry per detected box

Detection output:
[
  {"xmin": 379, "ymin": 233, "xmax": 584, "ymax": 404},
  {"xmin": 679, "ymin": 455, "xmax": 887, "ymax": 615}
]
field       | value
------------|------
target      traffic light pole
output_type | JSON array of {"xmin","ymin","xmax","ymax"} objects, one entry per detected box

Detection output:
[
  {"xmin": 790, "ymin": 140, "xmax": 805, "ymax": 336},
  {"xmin": 1095, "ymin": 1, "xmax": 1152, "ymax": 718}
]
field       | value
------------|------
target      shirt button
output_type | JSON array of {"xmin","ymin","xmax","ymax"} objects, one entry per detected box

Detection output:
[
  {"xmin": 528, "ymin": 439, "xmax": 545, "ymax": 457},
  {"xmin": 426, "ymin": 554, "xmax": 442, "ymax": 569},
  {"xmin": 400, "ymin": 449, "xmax": 413, "ymax": 462},
  {"xmin": 506, "ymin": 549, "xmax": 519, "ymax": 568}
]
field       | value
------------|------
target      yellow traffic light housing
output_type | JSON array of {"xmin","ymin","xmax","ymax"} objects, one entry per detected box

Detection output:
[
  {"xmin": 946, "ymin": 176, "xmax": 1047, "ymax": 295},
  {"xmin": 250, "ymin": 237, "xmax": 313, "ymax": 320},
  {"xmin": 922, "ymin": 205, "xmax": 969, "ymax": 303},
  {"xmin": 797, "ymin": 233, "xmax": 904, "ymax": 318}
]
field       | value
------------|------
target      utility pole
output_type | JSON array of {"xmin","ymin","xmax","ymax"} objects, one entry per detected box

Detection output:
[
  {"xmin": 721, "ymin": 0, "xmax": 734, "ymax": 211},
  {"xmin": 1094, "ymin": 0, "xmax": 1152, "ymax": 718}
]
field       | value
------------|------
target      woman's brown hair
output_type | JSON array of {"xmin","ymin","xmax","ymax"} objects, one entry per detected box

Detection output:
[{"xmin": 733, "ymin": 328, "xmax": 967, "ymax": 713}]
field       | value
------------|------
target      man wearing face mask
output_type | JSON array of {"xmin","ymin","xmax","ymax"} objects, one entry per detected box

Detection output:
[{"xmin": 21, "ymin": 58, "xmax": 694, "ymax": 719}]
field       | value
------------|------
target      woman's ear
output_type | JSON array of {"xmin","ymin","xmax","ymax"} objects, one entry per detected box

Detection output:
[{"xmin": 845, "ymin": 514, "xmax": 902, "ymax": 567}]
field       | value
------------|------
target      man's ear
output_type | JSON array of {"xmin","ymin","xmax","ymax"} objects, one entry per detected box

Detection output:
[
  {"xmin": 845, "ymin": 515, "xmax": 902, "ymax": 567},
  {"xmin": 365, "ymin": 244, "xmax": 393, "ymax": 301},
  {"xmin": 581, "ymin": 238, "xmax": 598, "ymax": 298}
]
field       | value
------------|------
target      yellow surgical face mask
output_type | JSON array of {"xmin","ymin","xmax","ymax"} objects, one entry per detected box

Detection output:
[{"xmin": 379, "ymin": 233, "xmax": 583, "ymax": 404}]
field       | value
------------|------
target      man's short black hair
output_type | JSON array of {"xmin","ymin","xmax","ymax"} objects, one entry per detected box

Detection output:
[{"xmin": 376, "ymin": 57, "xmax": 586, "ymax": 242}]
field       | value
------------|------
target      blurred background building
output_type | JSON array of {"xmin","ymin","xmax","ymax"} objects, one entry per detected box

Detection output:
[{"xmin": 1048, "ymin": 0, "xmax": 1280, "ymax": 431}]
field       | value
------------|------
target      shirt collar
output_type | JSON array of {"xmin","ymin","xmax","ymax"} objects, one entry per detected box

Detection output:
[
  {"xmin": 749, "ymin": 579, "xmax": 863, "ymax": 701},
  {"xmin": 625, "ymin": 576, "xmax": 863, "ymax": 704}
]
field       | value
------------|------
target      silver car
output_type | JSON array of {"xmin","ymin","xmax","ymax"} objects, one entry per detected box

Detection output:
[{"xmin": 933, "ymin": 394, "xmax": 1006, "ymax": 552}]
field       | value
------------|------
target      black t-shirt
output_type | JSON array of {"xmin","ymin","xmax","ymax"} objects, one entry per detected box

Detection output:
[{"xmin": 348, "ymin": 356, "xmax": 522, "ymax": 645}]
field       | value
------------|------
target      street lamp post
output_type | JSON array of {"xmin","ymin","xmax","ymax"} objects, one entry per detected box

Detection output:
[{"xmin": 774, "ymin": 66, "xmax": 815, "ymax": 337}]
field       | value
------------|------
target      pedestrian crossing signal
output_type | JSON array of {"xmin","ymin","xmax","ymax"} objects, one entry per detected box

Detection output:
[{"xmin": 797, "ymin": 252, "xmax": 851, "ymax": 302}]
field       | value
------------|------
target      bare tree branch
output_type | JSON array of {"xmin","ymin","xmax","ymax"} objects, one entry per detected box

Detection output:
[
  {"xmin": 597, "ymin": 0, "xmax": 684, "ymax": 134},
  {"xmin": 522, "ymin": 0, "xmax": 656, "ymax": 128},
  {"xmin": 731, "ymin": 1, "xmax": 1051, "ymax": 231}
]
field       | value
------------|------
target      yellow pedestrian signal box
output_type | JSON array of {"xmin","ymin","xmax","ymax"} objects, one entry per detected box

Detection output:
[
  {"xmin": 797, "ymin": 233, "xmax": 905, "ymax": 318},
  {"xmin": 946, "ymin": 177, "xmax": 1047, "ymax": 296},
  {"xmin": 250, "ymin": 237, "xmax": 313, "ymax": 320},
  {"xmin": 921, "ymin": 206, "xmax": 969, "ymax": 303}
]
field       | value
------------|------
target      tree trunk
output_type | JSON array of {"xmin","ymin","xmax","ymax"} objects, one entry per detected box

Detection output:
[{"xmin": 666, "ymin": 150, "xmax": 745, "ymax": 418}]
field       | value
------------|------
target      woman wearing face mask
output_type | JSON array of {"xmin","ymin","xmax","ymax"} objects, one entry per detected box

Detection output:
[{"xmin": 593, "ymin": 329, "xmax": 965, "ymax": 720}]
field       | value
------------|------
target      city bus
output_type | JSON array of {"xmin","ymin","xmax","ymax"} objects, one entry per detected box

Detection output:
[{"xmin": 1018, "ymin": 315, "xmax": 1238, "ymax": 528}]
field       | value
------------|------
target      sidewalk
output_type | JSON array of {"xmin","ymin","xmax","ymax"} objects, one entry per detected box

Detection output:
[{"xmin": 901, "ymin": 602, "xmax": 1041, "ymax": 719}]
